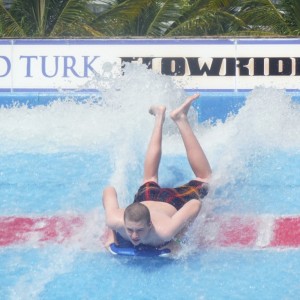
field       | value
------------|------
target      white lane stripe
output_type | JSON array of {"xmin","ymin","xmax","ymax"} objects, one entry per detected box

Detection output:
[{"xmin": 255, "ymin": 214, "xmax": 275, "ymax": 248}]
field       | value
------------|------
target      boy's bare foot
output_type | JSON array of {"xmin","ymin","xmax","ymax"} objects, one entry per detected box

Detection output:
[
  {"xmin": 170, "ymin": 94, "xmax": 199, "ymax": 121},
  {"xmin": 149, "ymin": 105, "xmax": 166, "ymax": 120}
]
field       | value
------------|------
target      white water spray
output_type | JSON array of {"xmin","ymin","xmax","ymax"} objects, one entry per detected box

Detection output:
[{"xmin": 0, "ymin": 63, "xmax": 300, "ymax": 293}]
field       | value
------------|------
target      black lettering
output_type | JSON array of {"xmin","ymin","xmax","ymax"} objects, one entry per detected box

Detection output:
[
  {"xmin": 269, "ymin": 58, "xmax": 292, "ymax": 75},
  {"xmin": 142, "ymin": 57, "xmax": 153, "ymax": 69},
  {"xmin": 161, "ymin": 57, "xmax": 185, "ymax": 76},
  {"xmin": 121, "ymin": 57, "xmax": 153, "ymax": 69},
  {"xmin": 236, "ymin": 58, "xmax": 251, "ymax": 76},
  {"xmin": 119, "ymin": 56, "xmax": 300, "ymax": 77},
  {"xmin": 187, "ymin": 58, "xmax": 223, "ymax": 76},
  {"xmin": 295, "ymin": 58, "xmax": 300, "ymax": 75},
  {"xmin": 225, "ymin": 58, "xmax": 236, "ymax": 76},
  {"xmin": 121, "ymin": 57, "xmax": 138, "ymax": 65},
  {"xmin": 253, "ymin": 57, "xmax": 265, "ymax": 76}
]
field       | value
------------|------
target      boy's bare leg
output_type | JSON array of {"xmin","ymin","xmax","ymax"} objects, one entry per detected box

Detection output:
[
  {"xmin": 170, "ymin": 94, "xmax": 212, "ymax": 182},
  {"xmin": 143, "ymin": 105, "xmax": 166, "ymax": 183}
]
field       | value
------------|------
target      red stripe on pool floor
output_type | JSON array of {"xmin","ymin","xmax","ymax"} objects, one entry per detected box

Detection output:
[
  {"xmin": 1, "ymin": 215, "xmax": 300, "ymax": 248},
  {"xmin": 270, "ymin": 217, "xmax": 300, "ymax": 247},
  {"xmin": 216, "ymin": 216, "xmax": 258, "ymax": 247},
  {"xmin": 0, "ymin": 216, "xmax": 84, "ymax": 246}
]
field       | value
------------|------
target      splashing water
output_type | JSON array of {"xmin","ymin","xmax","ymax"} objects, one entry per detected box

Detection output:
[
  {"xmin": 1, "ymin": 63, "xmax": 300, "ymax": 299},
  {"xmin": 0, "ymin": 64, "xmax": 299, "ymax": 207},
  {"xmin": 207, "ymin": 87, "xmax": 300, "ymax": 183}
]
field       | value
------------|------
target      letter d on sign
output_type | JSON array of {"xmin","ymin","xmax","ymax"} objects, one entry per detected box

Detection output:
[{"xmin": 0, "ymin": 56, "xmax": 11, "ymax": 77}]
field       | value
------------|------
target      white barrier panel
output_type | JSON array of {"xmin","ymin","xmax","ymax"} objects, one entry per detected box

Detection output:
[{"xmin": 1, "ymin": 39, "xmax": 300, "ymax": 92}]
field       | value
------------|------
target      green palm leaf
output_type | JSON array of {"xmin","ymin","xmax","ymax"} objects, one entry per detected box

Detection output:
[
  {"xmin": 146, "ymin": 0, "xmax": 183, "ymax": 36},
  {"xmin": 0, "ymin": 1, "xmax": 25, "ymax": 36},
  {"xmin": 238, "ymin": 0, "xmax": 290, "ymax": 35},
  {"xmin": 7, "ymin": 0, "xmax": 49, "ymax": 36},
  {"xmin": 168, "ymin": 0, "xmax": 245, "ymax": 36},
  {"xmin": 2, "ymin": 0, "xmax": 300, "ymax": 38},
  {"xmin": 92, "ymin": 0, "xmax": 155, "ymax": 35},
  {"xmin": 278, "ymin": 0, "xmax": 300, "ymax": 35},
  {"xmin": 49, "ymin": 0, "xmax": 94, "ymax": 36},
  {"xmin": 93, "ymin": 0, "xmax": 151, "ymax": 24},
  {"xmin": 0, "ymin": 0, "xmax": 102, "ymax": 37}
]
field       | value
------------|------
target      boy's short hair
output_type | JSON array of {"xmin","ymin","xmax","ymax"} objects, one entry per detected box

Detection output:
[{"xmin": 124, "ymin": 202, "xmax": 151, "ymax": 225}]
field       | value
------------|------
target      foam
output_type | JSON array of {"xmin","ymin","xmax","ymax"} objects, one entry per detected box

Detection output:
[{"xmin": 0, "ymin": 64, "xmax": 299, "ymax": 256}]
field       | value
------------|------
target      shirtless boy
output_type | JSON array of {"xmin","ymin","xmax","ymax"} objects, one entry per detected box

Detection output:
[{"xmin": 102, "ymin": 94, "xmax": 211, "ymax": 249}]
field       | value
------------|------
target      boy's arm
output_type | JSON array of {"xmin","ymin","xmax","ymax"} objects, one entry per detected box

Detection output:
[
  {"xmin": 159, "ymin": 200, "xmax": 201, "ymax": 241},
  {"xmin": 102, "ymin": 186, "xmax": 124, "ymax": 230},
  {"xmin": 103, "ymin": 228, "xmax": 117, "ymax": 249}
]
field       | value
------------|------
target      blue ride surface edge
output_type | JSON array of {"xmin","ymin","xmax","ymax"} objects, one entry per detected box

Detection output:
[{"xmin": 108, "ymin": 243, "xmax": 171, "ymax": 257}]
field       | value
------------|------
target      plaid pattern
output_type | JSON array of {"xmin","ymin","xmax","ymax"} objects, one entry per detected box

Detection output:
[{"xmin": 134, "ymin": 180, "xmax": 208, "ymax": 211}]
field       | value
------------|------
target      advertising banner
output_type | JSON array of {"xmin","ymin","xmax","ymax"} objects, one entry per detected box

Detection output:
[{"xmin": 0, "ymin": 39, "xmax": 300, "ymax": 92}]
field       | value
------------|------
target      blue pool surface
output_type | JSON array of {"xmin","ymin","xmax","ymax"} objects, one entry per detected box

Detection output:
[
  {"xmin": 1, "ymin": 249, "xmax": 300, "ymax": 300},
  {"xmin": 1, "ymin": 91, "xmax": 299, "ymax": 123},
  {"xmin": 0, "ymin": 85, "xmax": 299, "ymax": 299}
]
